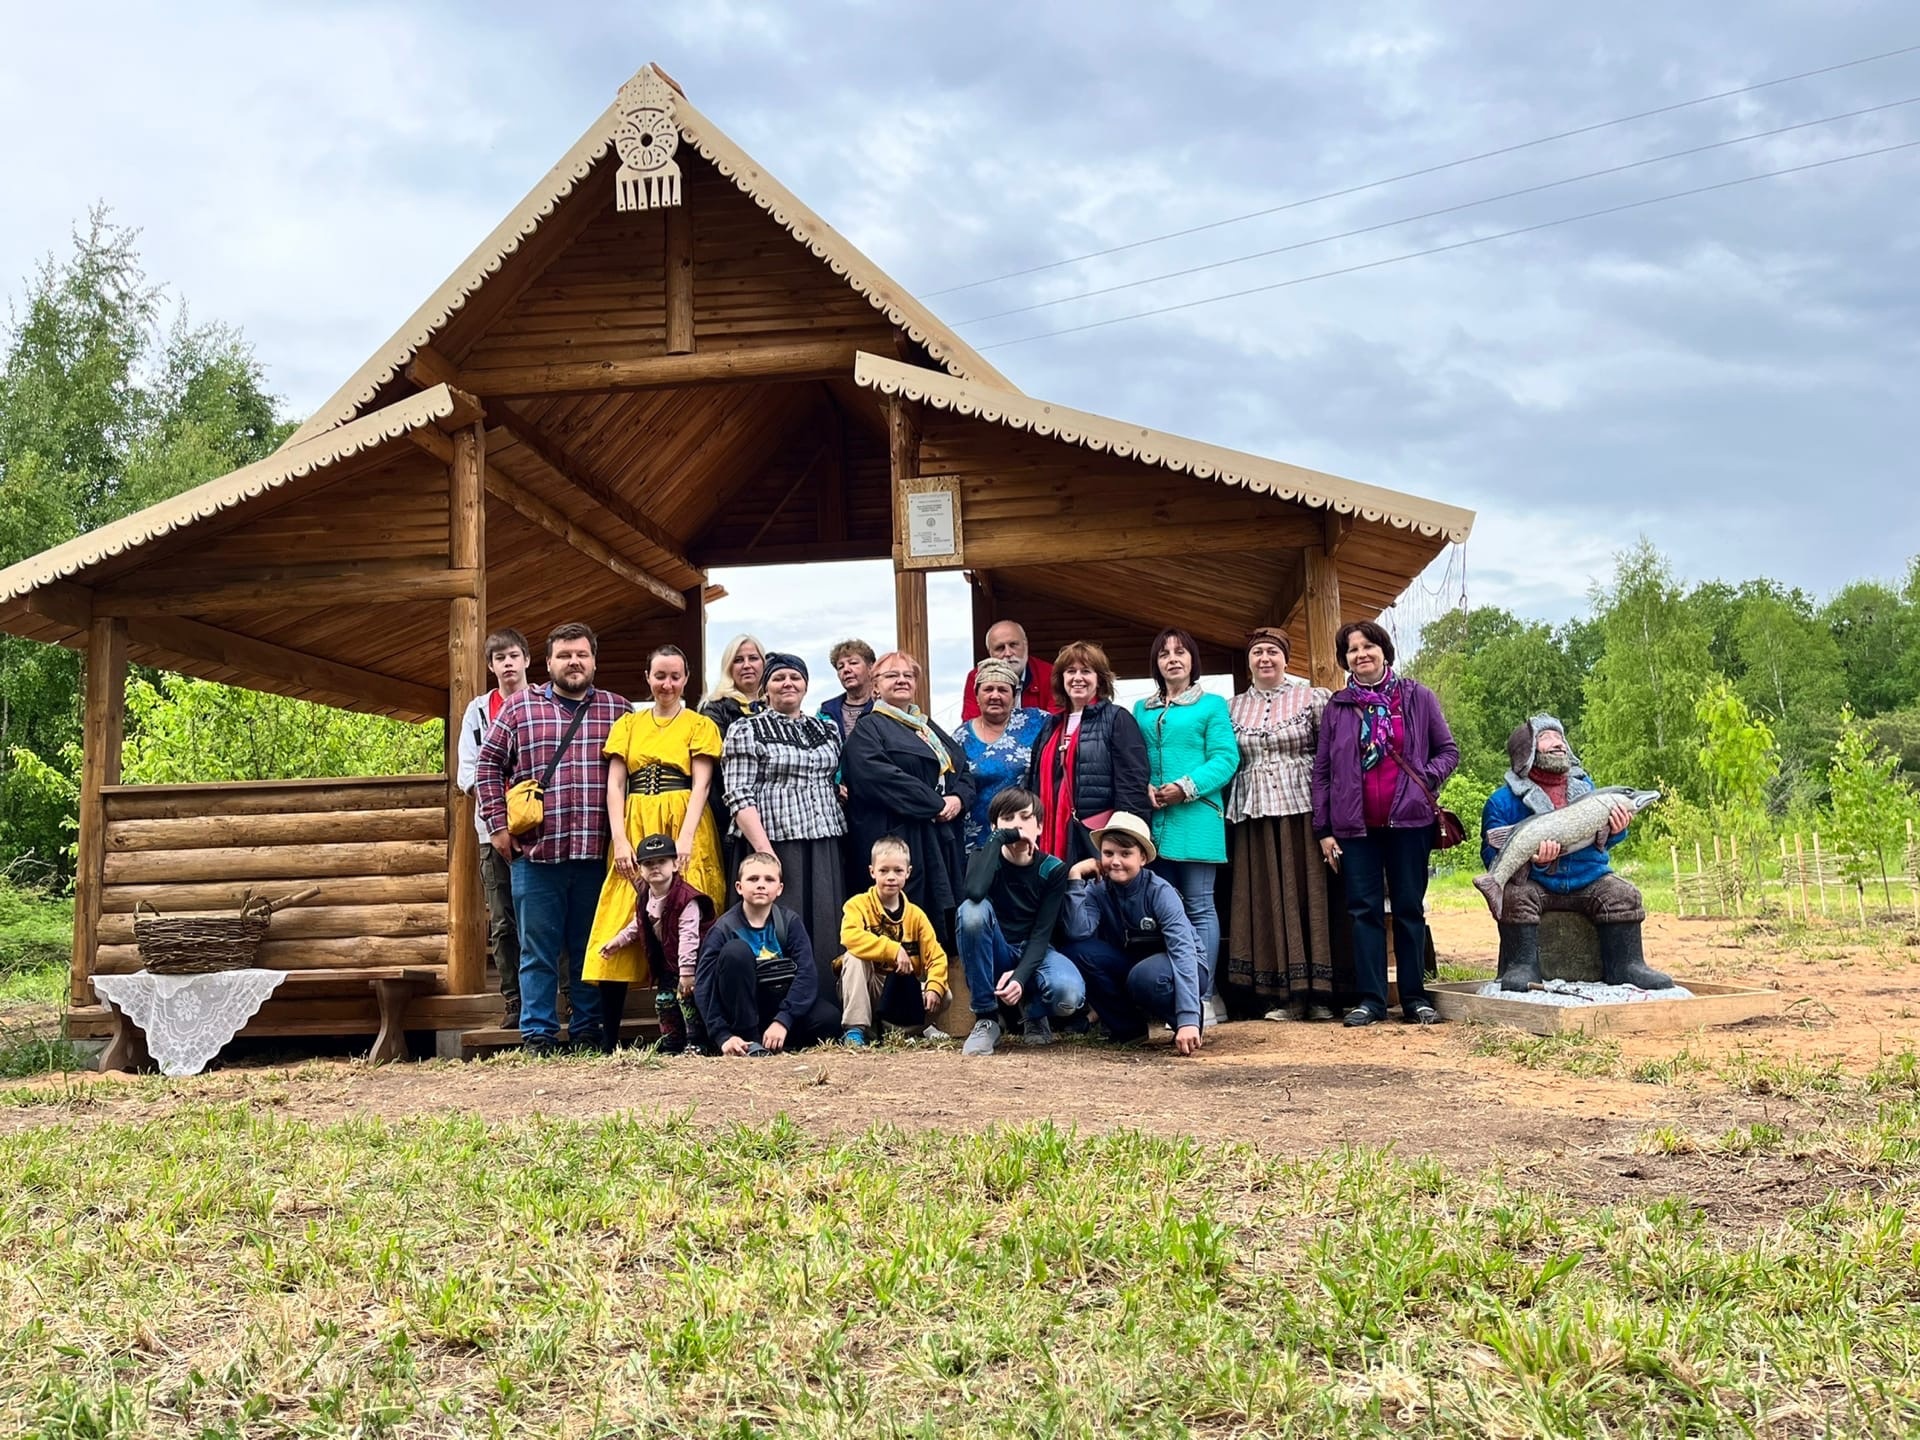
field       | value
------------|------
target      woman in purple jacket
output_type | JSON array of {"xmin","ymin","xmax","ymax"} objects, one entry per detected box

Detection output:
[{"xmin": 1310, "ymin": 620, "xmax": 1458, "ymax": 1028}]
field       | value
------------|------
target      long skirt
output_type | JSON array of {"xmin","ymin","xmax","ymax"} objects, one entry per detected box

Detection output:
[
  {"xmin": 770, "ymin": 835, "xmax": 846, "ymax": 974},
  {"xmin": 1225, "ymin": 812, "xmax": 1350, "ymax": 1009},
  {"xmin": 584, "ymin": 789, "xmax": 727, "ymax": 985}
]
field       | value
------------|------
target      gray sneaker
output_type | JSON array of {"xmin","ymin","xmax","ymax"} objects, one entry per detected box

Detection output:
[
  {"xmin": 962, "ymin": 1017, "xmax": 1002, "ymax": 1057},
  {"xmin": 1023, "ymin": 1014, "xmax": 1055, "ymax": 1047}
]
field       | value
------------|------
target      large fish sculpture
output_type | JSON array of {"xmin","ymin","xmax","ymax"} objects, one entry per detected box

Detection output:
[{"xmin": 1474, "ymin": 786, "xmax": 1661, "ymax": 920}]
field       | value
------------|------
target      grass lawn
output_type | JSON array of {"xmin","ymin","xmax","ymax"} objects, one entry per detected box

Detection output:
[{"xmin": 4, "ymin": 1086, "xmax": 1919, "ymax": 1437}]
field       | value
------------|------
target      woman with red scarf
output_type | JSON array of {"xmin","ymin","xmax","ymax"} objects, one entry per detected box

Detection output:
[
  {"xmin": 1025, "ymin": 642, "xmax": 1151, "ymax": 865},
  {"xmin": 1310, "ymin": 620, "xmax": 1458, "ymax": 1028}
]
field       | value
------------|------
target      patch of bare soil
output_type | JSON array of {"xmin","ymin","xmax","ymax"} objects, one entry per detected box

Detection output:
[{"xmin": 7, "ymin": 910, "xmax": 1910, "ymax": 1229}]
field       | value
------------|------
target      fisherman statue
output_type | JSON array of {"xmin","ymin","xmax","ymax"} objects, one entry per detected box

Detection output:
[{"xmin": 1479, "ymin": 715, "xmax": 1673, "ymax": 993}]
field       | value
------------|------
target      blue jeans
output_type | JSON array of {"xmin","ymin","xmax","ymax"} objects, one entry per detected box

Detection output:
[
  {"xmin": 955, "ymin": 898, "xmax": 1086, "ymax": 1022},
  {"xmin": 1151, "ymin": 858, "xmax": 1221, "ymax": 988},
  {"xmin": 511, "ymin": 857, "xmax": 606, "ymax": 1043},
  {"xmin": 1064, "ymin": 935, "xmax": 1211, "ymax": 1040},
  {"xmin": 1339, "ymin": 827, "xmax": 1433, "ymax": 1019}
]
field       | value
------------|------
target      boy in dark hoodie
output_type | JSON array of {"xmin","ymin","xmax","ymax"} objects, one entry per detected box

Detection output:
[
  {"xmin": 694, "ymin": 850, "xmax": 833, "ymax": 1055},
  {"xmin": 955, "ymin": 787, "xmax": 1078, "ymax": 1057}
]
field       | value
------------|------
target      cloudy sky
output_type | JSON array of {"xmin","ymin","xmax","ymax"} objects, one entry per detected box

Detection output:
[{"xmin": 3, "ymin": 2, "xmax": 1916, "ymax": 719}]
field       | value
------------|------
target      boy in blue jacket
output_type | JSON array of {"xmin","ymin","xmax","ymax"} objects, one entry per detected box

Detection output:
[
  {"xmin": 694, "ymin": 851, "xmax": 836, "ymax": 1054},
  {"xmin": 1060, "ymin": 812, "xmax": 1206, "ymax": 1056},
  {"xmin": 1481, "ymin": 716, "xmax": 1669, "ymax": 992}
]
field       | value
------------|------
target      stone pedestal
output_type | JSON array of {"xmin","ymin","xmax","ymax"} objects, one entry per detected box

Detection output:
[{"xmin": 1539, "ymin": 911, "xmax": 1603, "ymax": 982}]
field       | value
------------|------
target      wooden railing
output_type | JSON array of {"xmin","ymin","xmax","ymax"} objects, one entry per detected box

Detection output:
[{"xmin": 86, "ymin": 775, "xmax": 450, "ymax": 983}]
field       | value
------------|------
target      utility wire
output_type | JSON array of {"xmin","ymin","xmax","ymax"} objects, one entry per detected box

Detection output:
[
  {"xmin": 957, "ymin": 94, "xmax": 1920, "ymax": 326},
  {"xmin": 925, "ymin": 41, "xmax": 1920, "ymax": 299},
  {"xmin": 977, "ymin": 137, "xmax": 1920, "ymax": 350}
]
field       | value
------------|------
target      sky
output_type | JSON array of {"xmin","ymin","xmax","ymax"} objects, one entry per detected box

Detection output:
[{"xmin": 3, "ymin": 1, "xmax": 1916, "ymax": 721}]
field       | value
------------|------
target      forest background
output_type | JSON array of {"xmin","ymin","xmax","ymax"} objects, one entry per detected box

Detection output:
[{"xmin": 2, "ymin": 218, "xmax": 1916, "ymax": 922}]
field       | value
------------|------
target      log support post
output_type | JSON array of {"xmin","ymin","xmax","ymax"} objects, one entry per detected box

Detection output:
[
  {"xmin": 72, "ymin": 615, "xmax": 128, "ymax": 1007},
  {"xmin": 670, "ymin": 584, "xmax": 708, "ymax": 700},
  {"xmin": 968, "ymin": 571, "xmax": 996, "ymax": 665},
  {"xmin": 888, "ymin": 394, "xmax": 930, "ymax": 710},
  {"xmin": 1303, "ymin": 544, "xmax": 1345, "ymax": 692},
  {"xmin": 664, "ymin": 207, "xmax": 694, "ymax": 355},
  {"xmin": 446, "ymin": 424, "xmax": 487, "ymax": 997}
]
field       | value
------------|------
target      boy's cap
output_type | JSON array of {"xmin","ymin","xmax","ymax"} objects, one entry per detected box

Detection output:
[
  {"xmin": 1089, "ymin": 811, "xmax": 1157, "ymax": 864},
  {"xmin": 635, "ymin": 834, "xmax": 677, "ymax": 862}
]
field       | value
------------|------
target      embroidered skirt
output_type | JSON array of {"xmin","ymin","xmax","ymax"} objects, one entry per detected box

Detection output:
[{"xmin": 1225, "ymin": 812, "xmax": 1350, "ymax": 1007}]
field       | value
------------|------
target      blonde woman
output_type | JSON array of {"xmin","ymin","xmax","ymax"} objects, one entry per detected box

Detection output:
[{"xmin": 700, "ymin": 633, "xmax": 767, "ymax": 868}]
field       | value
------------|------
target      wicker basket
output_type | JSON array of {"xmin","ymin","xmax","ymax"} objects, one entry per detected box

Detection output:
[{"xmin": 133, "ymin": 886, "xmax": 319, "ymax": 975}]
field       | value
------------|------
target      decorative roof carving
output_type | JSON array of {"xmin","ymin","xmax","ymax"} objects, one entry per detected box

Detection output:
[
  {"xmin": 0, "ymin": 387, "xmax": 463, "ymax": 608},
  {"xmin": 613, "ymin": 68, "xmax": 682, "ymax": 211},
  {"xmin": 287, "ymin": 64, "xmax": 1013, "ymax": 446},
  {"xmin": 852, "ymin": 353, "xmax": 1476, "ymax": 544}
]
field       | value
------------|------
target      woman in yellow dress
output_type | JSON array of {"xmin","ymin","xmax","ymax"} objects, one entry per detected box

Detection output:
[{"xmin": 585, "ymin": 645, "xmax": 726, "ymax": 1039}]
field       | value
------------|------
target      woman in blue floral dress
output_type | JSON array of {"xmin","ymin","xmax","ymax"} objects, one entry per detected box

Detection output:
[{"xmin": 954, "ymin": 658, "xmax": 1048, "ymax": 851}]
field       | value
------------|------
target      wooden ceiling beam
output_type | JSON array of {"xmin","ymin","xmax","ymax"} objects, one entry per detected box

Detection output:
[
  {"xmin": 95, "ymin": 566, "xmax": 479, "ymax": 617},
  {"xmin": 482, "ymin": 471, "xmax": 685, "ymax": 612},
  {"xmin": 961, "ymin": 514, "xmax": 1322, "ymax": 568},
  {"xmin": 124, "ymin": 615, "xmax": 445, "ymax": 721},
  {"xmin": 458, "ymin": 340, "xmax": 862, "ymax": 399}
]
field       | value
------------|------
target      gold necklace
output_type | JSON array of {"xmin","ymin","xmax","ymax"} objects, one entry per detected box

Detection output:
[{"xmin": 649, "ymin": 702, "xmax": 684, "ymax": 728}]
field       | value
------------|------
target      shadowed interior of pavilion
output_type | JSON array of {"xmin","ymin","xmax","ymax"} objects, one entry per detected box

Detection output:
[{"xmin": 0, "ymin": 64, "xmax": 1473, "ymax": 1056}]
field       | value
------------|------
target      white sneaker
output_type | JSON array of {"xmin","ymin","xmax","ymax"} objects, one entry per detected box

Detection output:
[
  {"xmin": 962, "ymin": 1017, "xmax": 1002, "ymax": 1057},
  {"xmin": 1204, "ymin": 993, "xmax": 1230, "ymax": 1027}
]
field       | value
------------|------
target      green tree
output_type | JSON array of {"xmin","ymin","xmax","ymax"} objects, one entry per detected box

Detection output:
[
  {"xmin": 120, "ymin": 677, "xmax": 442, "ymax": 784},
  {"xmin": 1824, "ymin": 576, "xmax": 1920, "ymax": 718},
  {"xmin": 1695, "ymin": 682, "xmax": 1779, "ymax": 885},
  {"xmin": 0, "ymin": 211, "xmax": 291, "ymax": 871},
  {"xmin": 1824, "ymin": 706, "xmax": 1919, "ymax": 916},
  {"xmin": 1579, "ymin": 540, "xmax": 1718, "ymax": 800}
]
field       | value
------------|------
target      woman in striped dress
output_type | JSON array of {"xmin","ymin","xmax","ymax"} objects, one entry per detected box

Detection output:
[{"xmin": 1225, "ymin": 627, "xmax": 1348, "ymax": 1020}]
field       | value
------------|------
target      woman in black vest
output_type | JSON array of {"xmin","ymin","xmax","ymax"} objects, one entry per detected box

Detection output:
[{"xmin": 1026, "ymin": 641, "xmax": 1151, "ymax": 865}]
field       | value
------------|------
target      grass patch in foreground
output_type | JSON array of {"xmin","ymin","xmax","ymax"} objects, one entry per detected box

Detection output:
[{"xmin": 4, "ymin": 1110, "xmax": 1920, "ymax": 1436}]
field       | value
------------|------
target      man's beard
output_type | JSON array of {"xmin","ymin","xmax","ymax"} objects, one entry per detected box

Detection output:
[{"xmin": 1533, "ymin": 749, "xmax": 1571, "ymax": 774}]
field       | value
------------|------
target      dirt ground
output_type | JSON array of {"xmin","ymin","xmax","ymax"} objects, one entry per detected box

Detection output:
[{"xmin": 9, "ymin": 910, "xmax": 1917, "ymax": 1228}]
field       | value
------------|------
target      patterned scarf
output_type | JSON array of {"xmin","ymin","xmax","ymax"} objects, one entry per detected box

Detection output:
[
  {"xmin": 1350, "ymin": 668, "xmax": 1402, "ymax": 773},
  {"xmin": 872, "ymin": 699, "xmax": 955, "ymax": 774}
]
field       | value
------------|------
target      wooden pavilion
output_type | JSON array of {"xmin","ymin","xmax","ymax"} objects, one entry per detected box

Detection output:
[{"xmin": 0, "ymin": 64, "xmax": 1473, "ymax": 1054}]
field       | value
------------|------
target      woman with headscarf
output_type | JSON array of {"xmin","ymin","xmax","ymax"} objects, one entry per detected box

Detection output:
[
  {"xmin": 722, "ymin": 652, "xmax": 847, "ymax": 966},
  {"xmin": 954, "ymin": 657, "xmax": 1049, "ymax": 852},
  {"xmin": 841, "ymin": 651, "xmax": 976, "ymax": 945},
  {"xmin": 1026, "ymin": 642, "xmax": 1150, "ymax": 865},
  {"xmin": 1311, "ymin": 620, "xmax": 1458, "ymax": 1028},
  {"xmin": 1225, "ymin": 627, "xmax": 1346, "ymax": 1021}
]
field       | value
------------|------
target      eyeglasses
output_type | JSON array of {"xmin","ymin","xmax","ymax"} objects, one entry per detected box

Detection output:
[{"xmin": 874, "ymin": 669, "xmax": 915, "ymax": 680}]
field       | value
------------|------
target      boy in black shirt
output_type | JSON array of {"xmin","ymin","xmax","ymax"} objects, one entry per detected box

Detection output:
[{"xmin": 955, "ymin": 788, "xmax": 1079, "ymax": 1056}]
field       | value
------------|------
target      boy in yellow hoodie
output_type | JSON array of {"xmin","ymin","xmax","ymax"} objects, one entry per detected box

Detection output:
[{"xmin": 836, "ymin": 835, "xmax": 950, "ymax": 1045}]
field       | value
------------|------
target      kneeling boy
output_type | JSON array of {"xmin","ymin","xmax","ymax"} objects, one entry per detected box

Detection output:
[
  {"xmin": 956, "ymin": 787, "xmax": 1079, "ymax": 1057},
  {"xmin": 695, "ymin": 851, "xmax": 830, "ymax": 1055},
  {"xmin": 1061, "ymin": 812, "xmax": 1207, "ymax": 1056},
  {"xmin": 836, "ymin": 836, "xmax": 951, "ymax": 1045}
]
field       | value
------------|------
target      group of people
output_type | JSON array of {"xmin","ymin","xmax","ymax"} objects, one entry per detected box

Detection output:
[{"xmin": 460, "ymin": 612, "xmax": 1664, "ymax": 1058}]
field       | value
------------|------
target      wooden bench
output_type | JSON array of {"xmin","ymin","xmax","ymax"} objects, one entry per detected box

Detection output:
[{"xmin": 98, "ymin": 965, "xmax": 442, "ymax": 1072}]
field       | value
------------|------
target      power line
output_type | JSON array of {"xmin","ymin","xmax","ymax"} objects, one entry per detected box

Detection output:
[
  {"xmin": 977, "ymin": 137, "xmax": 1920, "ymax": 350},
  {"xmin": 957, "ymin": 94, "xmax": 1920, "ymax": 326},
  {"xmin": 924, "ymin": 41, "xmax": 1920, "ymax": 299}
]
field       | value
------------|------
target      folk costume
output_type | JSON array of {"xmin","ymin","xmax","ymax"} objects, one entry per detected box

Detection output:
[
  {"xmin": 1224, "ymin": 676, "xmax": 1350, "ymax": 1013},
  {"xmin": 584, "ymin": 705, "xmax": 726, "ymax": 985}
]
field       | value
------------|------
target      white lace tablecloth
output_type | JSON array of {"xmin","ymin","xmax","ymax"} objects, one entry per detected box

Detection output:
[{"xmin": 94, "ymin": 970, "xmax": 289, "ymax": 1076}]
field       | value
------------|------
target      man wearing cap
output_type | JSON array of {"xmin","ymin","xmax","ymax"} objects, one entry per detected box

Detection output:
[
  {"xmin": 1060, "ymin": 812, "xmax": 1207, "ymax": 1055},
  {"xmin": 1482, "ymin": 715, "xmax": 1671, "ymax": 992}
]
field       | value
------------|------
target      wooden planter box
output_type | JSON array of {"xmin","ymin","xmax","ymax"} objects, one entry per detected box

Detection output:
[{"xmin": 1428, "ymin": 978, "xmax": 1783, "ymax": 1037}]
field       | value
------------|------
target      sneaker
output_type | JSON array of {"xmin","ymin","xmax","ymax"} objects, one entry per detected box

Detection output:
[
  {"xmin": 1023, "ymin": 1015, "xmax": 1055, "ymax": 1047},
  {"xmin": 962, "ymin": 1017, "xmax": 1003, "ymax": 1057},
  {"xmin": 842, "ymin": 1027, "xmax": 868, "ymax": 1048},
  {"xmin": 1203, "ymin": 993, "xmax": 1230, "ymax": 1027},
  {"xmin": 1262, "ymin": 1007, "xmax": 1294, "ymax": 1022},
  {"xmin": 1342, "ymin": 1007, "xmax": 1379, "ymax": 1028},
  {"xmin": 922, "ymin": 1024, "xmax": 955, "ymax": 1042},
  {"xmin": 521, "ymin": 1034, "xmax": 559, "ymax": 1056},
  {"xmin": 1408, "ymin": 1004, "xmax": 1443, "ymax": 1027},
  {"xmin": 745, "ymin": 1041, "xmax": 770, "ymax": 1056},
  {"xmin": 1305, "ymin": 1004, "xmax": 1338, "ymax": 1023}
]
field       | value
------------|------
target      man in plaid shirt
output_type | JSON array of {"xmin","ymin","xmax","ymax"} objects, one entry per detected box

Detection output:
[{"xmin": 474, "ymin": 622, "xmax": 629, "ymax": 1051}]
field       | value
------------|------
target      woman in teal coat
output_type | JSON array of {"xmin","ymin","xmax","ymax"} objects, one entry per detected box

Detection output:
[{"xmin": 1133, "ymin": 627, "xmax": 1239, "ymax": 984}]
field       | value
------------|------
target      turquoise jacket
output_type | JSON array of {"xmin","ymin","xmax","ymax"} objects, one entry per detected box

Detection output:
[{"xmin": 1132, "ymin": 689, "xmax": 1239, "ymax": 864}]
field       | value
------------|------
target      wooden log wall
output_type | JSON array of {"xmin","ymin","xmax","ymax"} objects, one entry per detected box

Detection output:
[{"xmin": 87, "ymin": 776, "xmax": 449, "ymax": 979}]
